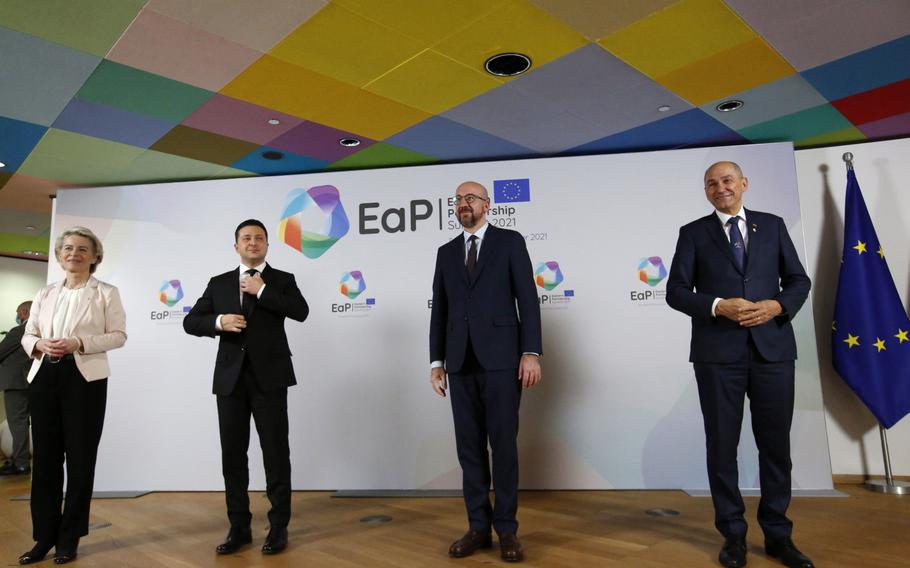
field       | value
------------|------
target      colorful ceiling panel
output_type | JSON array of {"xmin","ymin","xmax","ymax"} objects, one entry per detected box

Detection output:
[{"xmin": 2, "ymin": 0, "xmax": 910, "ymax": 259}]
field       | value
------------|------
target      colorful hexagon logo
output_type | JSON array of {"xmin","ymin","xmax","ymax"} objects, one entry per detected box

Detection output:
[
  {"xmin": 159, "ymin": 279, "xmax": 184, "ymax": 307},
  {"xmin": 339, "ymin": 271, "xmax": 366, "ymax": 299},
  {"xmin": 278, "ymin": 185, "xmax": 349, "ymax": 259},
  {"xmin": 638, "ymin": 256, "xmax": 667, "ymax": 286},
  {"xmin": 534, "ymin": 261, "xmax": 564, "ymax": 291}
]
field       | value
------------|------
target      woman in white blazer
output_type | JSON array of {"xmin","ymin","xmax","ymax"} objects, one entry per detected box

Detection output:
[{"xmin": 18, "ymin": 227, "xmax": 126, "ymax": 566}]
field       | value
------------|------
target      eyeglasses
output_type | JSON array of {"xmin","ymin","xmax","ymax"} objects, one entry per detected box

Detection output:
[{"xmin": 454, "ymin": 194, "xmax": 489, "ymax": 205}]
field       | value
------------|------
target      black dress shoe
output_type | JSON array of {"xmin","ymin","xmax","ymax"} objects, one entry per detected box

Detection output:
[
  {"xmin": 0, "ymin": 462, "xmax": 30, "ymax": 476},
  {"xmin": 18, "ymin": 542, "xmax": 53, "ymax": 565},
  {"xmin": 448, "ymin": 529, "xmax": 492, "ymax": 558},
  {"xmin": 719, "ymin": 535, "xmax": 747, "ymax": 568},
  {"xmin": 765, "ymin": 538, "xmax": 814, "ymax": 568},
  {"xmin": 499, "ymin": 533, "xmax": 524, "ymax": 563},
  {"xmin": 261, "ymin": 526, "xmax": 288, "ymax": 555},
  {"xmin": 53, "ymin": 552, "xmax": 77, "ymax": 564},
  {"xmin": 215, "ymin": 527, "xmax": 252, "ymax": 554}
]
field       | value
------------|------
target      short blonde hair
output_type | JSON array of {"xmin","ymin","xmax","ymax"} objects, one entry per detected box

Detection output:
[{"xmin": 55, "ymin": 226, "xmax": 104, "ymax": 274}]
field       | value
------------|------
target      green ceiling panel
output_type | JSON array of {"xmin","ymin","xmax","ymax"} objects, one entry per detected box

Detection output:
[
  {"xmin": 327, "ymin": 143, "xmax": 436, "ymax": 171},
  {"xmin": 738, "ymin": 104, "xmax": 854, "ymax": 143},
  {"xmin": 17, "ymin": 129, "xmax": 144, "ymax": 185},
  {"xmin": 117, "ymin": 149, "xmax": 234, "ymax": 184},
  {"xmin": 149, "ymin": 125, "xmax": 259, "ymax": 167},
  {"xmin": 796, "ymin": 126, "xmax": 866, "ymax": 148},
  {"xmin": 0, "ymin": 232, "xmax": 49, "ymax": 256},
  {"xmin": 208, "ymin": 167, "xmax": 258, "ymax": 180},
  {"xmin": 76, "ymin": 60, "xmax": 214, "ymax": 123},
  {"xmin": 0, "ymin": 0, "xmax": 147, "ymax": 57}
]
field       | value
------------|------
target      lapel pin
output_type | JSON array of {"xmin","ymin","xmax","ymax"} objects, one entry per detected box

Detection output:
[{"xmin": 751, "ymin": 223, "xmax": 758, "ymax": 233}]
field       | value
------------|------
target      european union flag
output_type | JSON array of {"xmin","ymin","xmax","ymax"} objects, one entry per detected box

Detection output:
[
  {"xmin": 832, "ymin": 169, "xmax": 910, "ymax": 428},
  {"xmin": 493, "ymin": 178, "xmax": 531, "ymax": 203}
]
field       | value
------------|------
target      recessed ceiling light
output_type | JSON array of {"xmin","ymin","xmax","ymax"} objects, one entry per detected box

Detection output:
[
  {"xmin": 0, "ymin": 161, "xmax": 6, "ymax": 168},
  {"xmin": 657, "ymin": 105, "xmax": 671, "ymax": 113},
  {"xmin": 261, "ymin": 150, "xmax": 284, "ymax": 160},
  {"xmin": 267, "ymin": 118, "xmax": 281, "ymax": 125},
  {"xmin": 716, "ymin": 99, "xmax": 744, "ymax": 112},
  {"xmin": 339, "ymin": 138, "xmax": 361, "ymax": 147},
  {"xmin": 484, "ymin": 53, "xmax": 532, "ymax": 77},
  {"xmin": 21, "ymin": 250, "xmax": 44, "ymax": 257},
  {"xmin": 24, "ymin": 225, "xmax": 36, "ymax": 231}
]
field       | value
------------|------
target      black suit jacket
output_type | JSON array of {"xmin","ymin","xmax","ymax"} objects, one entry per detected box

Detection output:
[
  {"xmin": 184, "ymin": 264, "xmax": 309, "ymax": 395},
  {"xmin": 0, "ymin": 324, "xmax": 29, "ymax": 391},
  {"xmin": 666, "ymin": 209, "xmax": 811, "ymax": 363},
  {"xmin": 430, "ymin": 225, "xmax": 542, "ymax": 373}
]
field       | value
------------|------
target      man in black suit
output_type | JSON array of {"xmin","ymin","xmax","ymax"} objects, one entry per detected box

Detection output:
[
  {"xmin": 0, "ymin": 301, "xmax": 32, "ymax": 476},
  {"xmin": 430, "ymin": 181, "xmax": 542, "ymax": 563},
  {"xmin": 184, "ymin": 219, "xmax": 308, "ymax": 556},
  {"xmin": 666, "ymin": 162, "xmax": 813, "ymax": 568}
]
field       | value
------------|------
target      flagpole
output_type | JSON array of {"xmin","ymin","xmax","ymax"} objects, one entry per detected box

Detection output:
[
  {"xmin": 865, "ymin": 425, "xmax": 910, "ymax": 494},
  {"xmin": 841, "ymin": 153, "xmax": 910, "ymax": 495}
]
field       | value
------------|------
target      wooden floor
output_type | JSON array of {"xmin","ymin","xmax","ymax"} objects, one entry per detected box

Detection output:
[{"xmin": 1, "ymin": 477, "xmax": 908, "ymax": 567}]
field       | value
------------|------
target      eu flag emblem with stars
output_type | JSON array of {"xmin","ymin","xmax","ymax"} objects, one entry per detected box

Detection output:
[
  {"xmin": 832, "ymin": 169, "xmax": 910, "ymax": 428},
  {"xmin": 493, "ymin": 179, "xmax": 531, "ymax": 203}
]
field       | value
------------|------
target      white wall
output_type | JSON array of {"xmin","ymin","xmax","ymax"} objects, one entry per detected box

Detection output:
[
  {"xmin": 796, "ymin": 138, "xmax": 910, "ymax": 476},
  {"xmin": 0, "ymin": 256, "xmax": 47, "ymax": 329}
]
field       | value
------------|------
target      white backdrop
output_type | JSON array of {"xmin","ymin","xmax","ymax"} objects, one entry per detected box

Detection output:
[{"xmin": 49, "ymin": 141, "xmax": 833, "ymax": 491}]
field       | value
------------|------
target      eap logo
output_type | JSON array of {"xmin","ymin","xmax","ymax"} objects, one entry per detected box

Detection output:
[
  {"xmin": 278, "ymin": 185, "xmax": 350, "ymax": 259},
  {"xmin": 159, "ymin": 279, "xmax": 184, "ymax": 307},
  {"xmin": 535, "ymin": 261, "xmax": 564, "ymax": 291},
  {"xmin": 339, "ymin": 271, "xmax": 366, "ymax": 299},
  {"xmin": 637, "ymin": 256, "xmax": 667, "ymax": 286}
]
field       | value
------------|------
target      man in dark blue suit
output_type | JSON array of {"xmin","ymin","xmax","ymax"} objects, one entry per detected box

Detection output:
[
  {"xmin": 184, "ymin": 219, "xmax": 309, "ymax": 556},
  {"xmin": 430, "ymin": 181, "xmax": 542, "ymax": 563},
  {"xmin": 667, "ymin": 162, "xmax": 813, "ymax": 568}
]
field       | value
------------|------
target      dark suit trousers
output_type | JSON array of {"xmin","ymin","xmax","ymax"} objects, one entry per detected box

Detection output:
[
  {"xmin": 216, "ymin": 358, "xmax": 291, "ymax": 528},
  {"xmin": 694, "ymin": 340, "xmax": 794, "ymax": 540},
  {"xmin": 449, "ymin": 343, "xmax": 522, "ymax": 535},
  {"xmin": 3, "ymin": 387, "xmax": 31, "ymax": 466},
  {"xmin": 28, "ymin": 358, "xmax": 107, "ymax": 545}
]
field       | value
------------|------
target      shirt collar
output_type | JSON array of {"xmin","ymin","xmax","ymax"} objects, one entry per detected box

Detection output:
[
  {"xmin": 715, "ymin": 207, "xmax": 746, "ymax": 226},
  {"xmin": 463, "ymin": 221, "xmax": 489, "ymax": 242},
  {"xmin": 238, "ymin": 261, "xmax": 267, "ymax": 275}
]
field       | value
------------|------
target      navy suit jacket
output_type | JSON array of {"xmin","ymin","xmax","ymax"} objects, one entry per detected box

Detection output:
[
  {"xmin": 666, "ymin": 209, "xmax": 811, "ymax": 364},
  {"xmin": 184, "ymin": 264, "xmax": 309, "ymax": 395},
  {"xmin": 430, "ymin": 225, "xmax": 542, "ymax": 374}
]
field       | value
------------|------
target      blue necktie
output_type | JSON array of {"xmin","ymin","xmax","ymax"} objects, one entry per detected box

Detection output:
[{"xmin": 727, "ymin": 216, "xmax": 745, "ymax": 270}]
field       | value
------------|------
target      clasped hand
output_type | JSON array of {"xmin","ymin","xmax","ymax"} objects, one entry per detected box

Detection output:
[
  {"xmin": 36, "ymin": 337, "xmax": 80, "ymax": 358},
  {"xmin": 716, "ymin": 298, "xmax": 782, "ymax": 327}
]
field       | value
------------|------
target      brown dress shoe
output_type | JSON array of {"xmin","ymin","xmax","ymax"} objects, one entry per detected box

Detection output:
[
  {"xmin": 448, "ymin": 529, "xmax": 492, "ymax": 557},
  {"xmin": 499, "ymin": 532, "xmax": 524, "ymax": 562}
]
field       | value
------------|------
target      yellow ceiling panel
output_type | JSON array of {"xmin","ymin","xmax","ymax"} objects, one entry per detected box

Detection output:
[
  {"xmin": 335, "ymin": 0, "xmax": 505, "ymax": 44},
  {"xmin": 268, "ymin": 3, "xmax": 424, "ymax": 86},
  {"xmin": 655, "ymin": 38, "xmax": 795, "ymax": 106},
  {"xmin": 797, "ymin": 126, "xmax": 866, "ymax": 148},
  {"xmin": 364, "ymin": 50, "xmax": 502, "ymax": 115},
  {"xmin": 220, "ymin": 56, "xmax": 357, "ymax": 120},
  {"xmin": 598, "ymin": 0, "xmax": 756, "ymax": 77},
  {"xmin": 433, "ymin": 0, "xmax": 588, "ymax": 77},
  {"xmin": 310, "ymin": 88, "xmax": 431, "ymax": 140}
]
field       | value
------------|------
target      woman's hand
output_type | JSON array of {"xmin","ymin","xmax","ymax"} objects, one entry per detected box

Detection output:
[{"xmin": 35, "ymin": 338, "xmax": 80, "ymax": 357}]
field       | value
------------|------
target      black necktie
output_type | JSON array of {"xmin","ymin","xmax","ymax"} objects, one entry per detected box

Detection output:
[
  {"xmin": 727, "ymin": 217, "xmax": 745, "ymax": 270},
  {"xmin": 466, "ymin": 235, "xmax": 477, "ymax": 275},
  {"xmin": 241, "ymin": 268, "xmax": 258, "ymax": 317}
]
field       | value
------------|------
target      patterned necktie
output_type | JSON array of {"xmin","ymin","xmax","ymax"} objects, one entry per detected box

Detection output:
[
  {"xmin": 727, "ymin": 216, "xmax": 745, "ymax": 270},
  {"xmin": 241, "ymin": 268, "xmax": 258, "ymax": 317},
  {"xmin": 466, "ymin": 235, "xmax": 478, "ymax": 275}
]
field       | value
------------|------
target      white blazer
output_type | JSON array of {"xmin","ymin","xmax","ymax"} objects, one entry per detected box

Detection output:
[{"xmin": 21, "ymin": 277, "xmax": 127, "ymax": 383}]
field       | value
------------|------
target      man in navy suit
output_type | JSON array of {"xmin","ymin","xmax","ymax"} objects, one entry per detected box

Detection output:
[
  {"xmin": 430, "ymin": 181, "xmax": 542, "ymax": 563},
  {"xmin": 667, "ymin": 162, "xmax": 813, "ymax": 568},
  {"xmin": 184, "ymin": 219, "xmax": 309, "ymax": 556}
]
